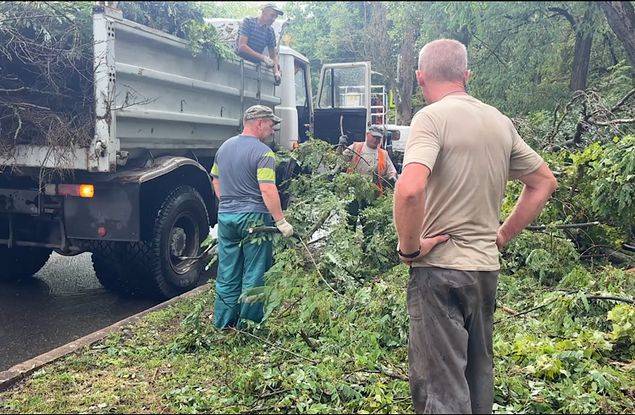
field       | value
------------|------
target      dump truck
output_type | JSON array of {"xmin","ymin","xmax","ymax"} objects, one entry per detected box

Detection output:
[{"xmin": 0, "ymin": 5, "xmax": 398, "ymax": 299}]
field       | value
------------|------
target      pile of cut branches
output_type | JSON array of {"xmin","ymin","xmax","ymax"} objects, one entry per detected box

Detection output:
[
  {"xmin": 166, "ymin": 140, "xmax": 634, "ymax": 413},
  {"xmin": 0, "ymin": 139, "xmax": 633, "ymax": 413},
  {"xmin": 0, "ymin": 1, "xmax": 233, "ymax": 160},
  {"xmin": 0, "ymin": 2, "xmax": 95, "ymax": 153}
]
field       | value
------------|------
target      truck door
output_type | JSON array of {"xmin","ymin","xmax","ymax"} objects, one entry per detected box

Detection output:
[
  {"xmin": 294, "ymin": 60, "xmax": 312, "ymax": 143},
  {"xmin": 314, "ymin": 62, "xmax": 371, "ymax": 145}
]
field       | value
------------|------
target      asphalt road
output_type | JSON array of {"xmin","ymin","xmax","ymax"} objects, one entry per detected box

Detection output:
[{"xmin": 0, "ymin": 253, "xmax": 160, "ymax": 372}]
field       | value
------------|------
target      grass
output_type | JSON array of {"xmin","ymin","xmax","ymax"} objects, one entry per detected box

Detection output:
[{"xmin": 1, "ymin": 263, "xmax": 633, "ymax": 414}]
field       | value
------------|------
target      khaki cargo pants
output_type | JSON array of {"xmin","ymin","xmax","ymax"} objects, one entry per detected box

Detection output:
[{"xmin": 407, "ymin": 267, "xmax": 498, "ymax": 414}]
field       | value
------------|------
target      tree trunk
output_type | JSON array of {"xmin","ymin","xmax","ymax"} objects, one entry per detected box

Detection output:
[
  {"xmin": 396, "ymin": 24, "xmax": 419, "ymax": 125},
  {"xmin": 599, "ymin": 1, "xmax": 635, "ymax": 71},
  {"xmin": 570, "ymin": 30, "xmax": 593, "ymax": 91},
  {"xmin": 569, "ymin": 5, "xmax": 594, "ymax": 92}
]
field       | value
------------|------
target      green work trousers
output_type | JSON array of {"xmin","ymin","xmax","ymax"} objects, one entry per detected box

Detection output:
[{"xmin": 214, "ymin": 212, "xmax": 273, "ymax": 329}]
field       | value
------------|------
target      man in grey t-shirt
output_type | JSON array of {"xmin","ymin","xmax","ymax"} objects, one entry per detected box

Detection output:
[{"xmin": 210, "ymin": 105, "xmax": 294, "ymax": 329}]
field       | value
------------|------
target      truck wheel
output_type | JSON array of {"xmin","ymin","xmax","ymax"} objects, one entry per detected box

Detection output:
[
  {"xmin": 91, "ymin": 243, "xmax": 143, "ymax": 296},
  {"xmin": 0, "ymin": 246, "xmax": 52, "ymax": 281},
  {"xmin": 126, "ymin": 185, "xmax": 209, "ymax": 299}
]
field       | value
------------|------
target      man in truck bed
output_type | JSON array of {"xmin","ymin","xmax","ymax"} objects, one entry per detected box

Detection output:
[{"xmin": 236, "ymin": 3, "xmax": 283, "ymax": 83}]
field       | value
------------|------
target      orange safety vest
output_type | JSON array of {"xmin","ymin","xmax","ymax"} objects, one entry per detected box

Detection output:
[{"xmin": 347, "ymin": 142, "xmax": 387, "ymax": 194}]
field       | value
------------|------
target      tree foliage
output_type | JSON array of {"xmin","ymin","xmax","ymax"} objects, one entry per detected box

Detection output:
[
  {"xmin": 167, "ymin": 139, "xmax": 633, "ymax": 413},
  {"xmin": 283, "ymin": 1, "xmax": 632, "ymax": 119}
]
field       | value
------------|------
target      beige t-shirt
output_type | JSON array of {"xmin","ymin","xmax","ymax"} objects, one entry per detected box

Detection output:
[{"xmin": 403, "ymin": 94, "xmax": 544, "ymax": 271}]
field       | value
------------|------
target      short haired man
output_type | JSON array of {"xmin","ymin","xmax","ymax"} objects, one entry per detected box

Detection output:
[
  {"xmin": 344, "ymin": 126, "xmax": 398, "ymax": 190},
  {"xmin": 343, "ymin": 126, "xmax": 397, "ymax": 231},
  {"xmin": 211, "ymin": 105, "xmax": 294, "ymax": 329},
  {"xmin": 393, "ymin": 39, "xmax": 558, "ymax": 413},
  {"xmin": 236, "ymin": 3, "xmax": 283, "ymax": 83}
]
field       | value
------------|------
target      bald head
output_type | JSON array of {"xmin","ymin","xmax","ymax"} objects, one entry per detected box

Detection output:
[{"xmin": 418, "ymin": 39, "xmax": 468, "ymax": 83}]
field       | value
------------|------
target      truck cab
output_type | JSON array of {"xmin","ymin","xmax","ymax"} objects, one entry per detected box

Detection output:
[
  {"xmin": 273, "ymin": 46, "xmax": 313, "ymax": 149},
  {"xmin": 313, "ymin": 62, "xmax": 403, "ymax": 152}
]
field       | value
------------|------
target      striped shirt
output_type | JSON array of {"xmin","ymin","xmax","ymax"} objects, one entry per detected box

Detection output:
[
  {"xmin": 236, "ymin": 17, "xmax": 276, "ymax": 63},
  {"xmin": 211, "ymin": 135, "xmax": 276, "ymax": 214}
]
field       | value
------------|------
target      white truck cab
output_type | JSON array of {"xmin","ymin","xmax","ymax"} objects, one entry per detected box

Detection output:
[{"xmin": 274, "ymin": 46, "xmax": 313, "ymax": 149}]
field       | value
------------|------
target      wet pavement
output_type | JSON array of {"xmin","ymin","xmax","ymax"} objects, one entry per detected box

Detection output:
[{"xmin": 0, "ymin": 253, "xmax": 160, "ymax": 372}]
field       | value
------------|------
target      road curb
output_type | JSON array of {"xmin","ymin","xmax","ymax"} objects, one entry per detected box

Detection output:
[{"xmin": 0, "ymin": 283, "xmax": 211, "ymax": 392}]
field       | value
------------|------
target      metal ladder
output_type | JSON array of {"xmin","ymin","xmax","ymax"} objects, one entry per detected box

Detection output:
[{"xmin": 370, "ymin": 85, "xmax": 387, "ymax": 126}]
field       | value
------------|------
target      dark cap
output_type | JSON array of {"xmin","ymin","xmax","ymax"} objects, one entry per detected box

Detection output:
[
  {"xmin": 367, "ymin": 126, "xmax": 384, "ymax": 139},
  {"xmin": 261, "ymin": 3, "xmax": 284, "ymax": 16},
  {"xmin": 244, "ymin": 105, "xmax": 282, "ymax": 123}
]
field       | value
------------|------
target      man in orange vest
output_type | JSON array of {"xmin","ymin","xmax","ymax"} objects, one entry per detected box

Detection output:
[
  {"xmin": 343, "ymin": 126, "xmax": 397, "ymax": 230},
  {"xmin": 344, "ymin": 126, "xmax": 398, "ymax": 190}
]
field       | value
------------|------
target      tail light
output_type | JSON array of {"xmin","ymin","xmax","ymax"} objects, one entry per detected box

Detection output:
[{"xmin": 45, "ymin": 184, "xmax": 95, "ymax": 198}]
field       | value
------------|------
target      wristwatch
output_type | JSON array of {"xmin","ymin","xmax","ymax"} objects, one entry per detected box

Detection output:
[{"xmin": 398, "ymin": 246, "xmax": 421, "ymax": 258}]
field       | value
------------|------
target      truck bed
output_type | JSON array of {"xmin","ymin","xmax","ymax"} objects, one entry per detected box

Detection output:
[{"xmin": 0, "ymin": 7, "xmax": 280, "ymax": 173}]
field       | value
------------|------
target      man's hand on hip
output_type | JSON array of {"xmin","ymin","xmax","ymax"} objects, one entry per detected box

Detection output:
[
  {"xmin": 496, "ymin": 227, "xmax": 510, "ymax": 251},
  {"xmin": 398, "ymin": 234, "xmax": 450, "ymax": 266},
  {"xmin": 275, "ymin": 218, "xmax": 294, "ymax": 238}
]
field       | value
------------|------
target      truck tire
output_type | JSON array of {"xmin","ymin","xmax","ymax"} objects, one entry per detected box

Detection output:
[
  {"xmin": 0, "ymin": 246, "xmax": 52, "ymax": 281},
  {"xmin": 125, "ymin": 185, "xmax": 209, "ymax": 299},
  {"xmin": 91, "ymin": 242, "xmax": 144, "ymax": 296}
]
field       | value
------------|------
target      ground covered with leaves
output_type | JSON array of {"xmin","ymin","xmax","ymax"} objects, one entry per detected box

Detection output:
[{"xmin": 1, "ymin": 139, "xmax": 633, "ymax": 413}]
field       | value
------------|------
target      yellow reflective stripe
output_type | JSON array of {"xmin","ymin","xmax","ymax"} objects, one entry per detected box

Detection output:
[
  {"xmin": 211, "ymin": 163, "xmax": 219, "ymax": 176},
  {"xmin": 263, "ymin": 151, "xmax": 275, "ymax": 159},
  {"xmin": 257, "ymin": 167, "xmax": 275, "ymax": 181}
]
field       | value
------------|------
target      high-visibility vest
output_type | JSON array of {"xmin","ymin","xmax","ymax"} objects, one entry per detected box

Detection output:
[{"xmin": 347, "ymin": 142, "xmax": 387, "ymax": 194}]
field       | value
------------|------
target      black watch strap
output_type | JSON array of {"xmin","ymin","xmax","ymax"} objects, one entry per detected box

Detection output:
[{"xmin": 398, "ymin": 247, "xmax": 421, "ymax": 258}]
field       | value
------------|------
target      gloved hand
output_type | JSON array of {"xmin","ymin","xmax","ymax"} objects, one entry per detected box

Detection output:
[
  {"xmin": 275, "ymin": 218, "xmax": 294, "ymax": 238},
  {"xmin": 262, "ymin": 55, "xmax": 275, "ymax": 67}
]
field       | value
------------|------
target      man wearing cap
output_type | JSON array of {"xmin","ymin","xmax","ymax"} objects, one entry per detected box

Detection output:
[
  {"xmin": 236, "ymin": 3, "xmax": 283, "ymax": 83},
  {"xmin": 210, "ymin": 105, "xmax": 294, "ymax": 329},
  {"xmin": 344, "ymin": 126, "xmax": 398, "ymax": 190},
  {"xmin": 343, "ymin": 127, "xmax": 397, "ymax": 230}
]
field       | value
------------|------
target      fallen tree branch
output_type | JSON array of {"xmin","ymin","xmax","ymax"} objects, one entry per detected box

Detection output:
[
  {"xmin": 232, "ymin": 327, "xmax": 318, "ymax": 365},
  {"xmin": 526, "ymin": 221, "xmax": 600, "ymax": 231},
  {"xmin": 495, "ymin": 291, "xmax": 635, "ymax": 324},
  {"xmin": 299, "ymin": 330, "xmax": 318, "ymax": 352},
  {"xmin": 358, "ymin": 367, "xmax": 409, "ymax": 382},
  {"xmin": 547, "ymin": 88, "xmax": 634, "ymax": 149},
  {"xmin": 610, "ymin": 88, "xmax": 635, "ymax": 113},
  {"xmin": 499, "ymin": 304, "xmax": 518, "ymax": 315},
  {"xmin": 494, "ymin": 297, "xmax": 560, "ymax": 324},
  {"xmin": 299, "ymin": 238, "xmax": 342, "ymax": 297},
  {"xmin": 306, "ymin": 209, "xmax": 334, "ymax": 239},
  {"xmin": 587, "ymin": 296, "xmax": 634, "ymax": 305},
  {"xmin": 601, "ymin": 248, "xmax": 635, "ymax": 266},
  {"xmin": 589, "ymin": 118, "xmax": 634, "ymax": 126},
  {"xmin": 546, "ymin": 92, "xmax": 584, "ymax": 145}
]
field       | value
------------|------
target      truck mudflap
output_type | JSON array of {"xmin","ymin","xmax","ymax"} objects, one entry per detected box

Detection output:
[
  {"xmin": 0, "ymin": 183, "xmax": 140, "ymax": 250},
  {"xmin": 64, "ymin": 183, "xmax": 140, "ymax": 241}
]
